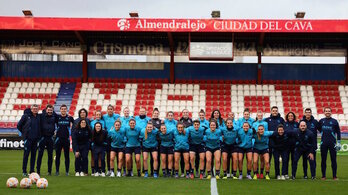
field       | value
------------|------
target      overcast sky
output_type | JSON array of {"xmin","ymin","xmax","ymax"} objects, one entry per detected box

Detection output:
[{"xmin": 0, "ymin": 0, "xmax": 347, "ymax": 19}]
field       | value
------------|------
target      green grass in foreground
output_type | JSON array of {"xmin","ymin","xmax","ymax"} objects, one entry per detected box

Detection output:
[{"xmin": 0, "ymin": 150, "xmax": 347, "ymax": 194}]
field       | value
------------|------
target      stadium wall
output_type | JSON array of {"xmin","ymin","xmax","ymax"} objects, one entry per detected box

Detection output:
[
  {"xmin": 0, "ymin": 61, "xmax": 82, "ymax": 78},
  {"xmin": 0, "ymin": 61, "xmax": 345, "ymax": 81},
  {"xmin": 262, "ymin": 63, "xmax": 345, "ymax": 81}
]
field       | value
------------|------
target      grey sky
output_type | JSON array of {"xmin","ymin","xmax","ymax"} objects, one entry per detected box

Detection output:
[{"xmin": 0, "ymin": 0, "xmax": 347, "ymax": 19}]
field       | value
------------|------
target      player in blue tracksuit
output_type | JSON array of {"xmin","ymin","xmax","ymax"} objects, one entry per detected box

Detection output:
[
  {"xmin": 186, "ymin": 120, "xmax": 206, "ymax": 179},
  {"xmin": 236, "ymin": 122, "xmax": 254, "ymax": 180},
  {"xmin": 252, "ymin": 125, "xmax": 273, "ymax": 180},
  {"xmin": 108, "ymin": 120, "xmax": 126, "ymax": 177},
  {"xmin": 318, "ymin": 107, "xmax": 341, "ymax": 180},
  {"xmin": 302, "ymin": 108, "xmax": 319, "ymax": 179},
  {"xmin": 91, "ymin": 122, "xmax": 108, "ymax": 177},
  {"xmin": 159, "ymin": 124, "xmax": 175, "ymax": 177},
  {"xmin": 72, "ymin": 119, "xmax": 91, "ymax": 176},
  {"xmin": 55, "ymin": 104, "xmax": 74, "ymax": 176},
  {"xmin": 173, "ymin": 122, "xmax": 190, "ymax": 178},
  {"xmin": 221, "ymin": 118, "xmax": 238, "ymax": 179},
  {"xmin": 237, "ymin": 108, "xmax": 255, "ymax": 129},
  {"xmin": 37, "ymin": 105, "xmax": 56, "ymax": 175},
  {"xmin": 265, "ymin": 106, "xmax": 285, "ymax": 165},
  {"xmin": 252, "ymin": 112, "xmax": 269, "ymax": 131},
  {"xmin": 140, "ymin": 122, "xmax": 159, "ymax": 178},
  {"xmin": 103, "ymin": 105, "xmax": 120, "ymax": 176},
  {"xmin": 284, "ymin": 111, "xmax": 299, "ymax": 179},
  {"xmin": 251, "ymin": 111, "xmax": 268, "ymax": 179},
  {"xmin": 164, "ymin": 111, "xmax": 178, "ymax": 130},
  {"xmin": 291, "ymin": 121, "xmax": 316, "ymax": 180},
  {"xmin": 210, "ymin": 109, "xmax": 226, "ymax": 129},
  {"xmin": 124, "ymin": 119, "xmax": 142, "ymax": 177},
  {"xmin": 17, "ymin": 105, "xmax": 41, "ymax": 176},
  {"xmin": 135, "ymin": 107, "xmax": 151, "ymax": 130},
  {"xmin": 90, "ymin": 111, "xmax": 106, "ymax": 130},
  {"xmin": 270, "ymin": 124, "xmax": 291, "ymax": 179},
  {"xmin": 120, "ymin": 107, "xmax": 133, "ymax": 128},
  {"xmin": 199, "ymin": 110, "xmax": 209, "ymax": 128},
  {"xmin": 204, "ymin": 120, "xmax": 223, "ymax": 179}
]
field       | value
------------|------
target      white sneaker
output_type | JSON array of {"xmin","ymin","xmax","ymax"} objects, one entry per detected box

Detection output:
[
  {"xmin": 246, "ymin": 175, "xmax": 252, "ymax": 180},
  {"xmin": 110, "ymin": 172, "xmax": 115, "ymax": 177},
  {"xmin": 80, "ymin": 172, "xmax": 85, "ymax": 176},
  {"xmin": 91, "ymin": 173, "xmax": 95, "ymax": 176},
  {"xmin": 284, "ymin": 175, "xmax": 290, "ymax": 180},
  {"xmin": 131, "ymin": 172, "xmax": 134, "ymax": 177},
  {"xmin": 117, "ymin": 171, "xmax": 121, "ymax": 177},
  {"xmin": 277, "ymin": 175, "xmax": 281, "ymax": 180},
  {"xmin": 180, "ymin": 173, "xmax": 185, "ymax": 178},
  {"xmin": 279, "ymin": 157, "xmax": 282, "ymax": 163},
  {"xmin": 101, "ymin": 172, "xmax": 106, "ymax": 177},
  {"xmin": 106, "ymin": 171, "xmax": 111, "ymax": 176},
  {"xmin": 239, "ymin": 175, "xmax": 243, "ymax": 180},
  {"xmin": 280, "ymin": 175, "xmax": 286, "ymax": 180},
  {"xmin": 95, "ymin": 172, "xmax": 99, "ymax": 177},
  {"xmin": 75, "ymin": 172, "xmax": 80, "ymax": 176},
  {"xmin": 227, "ymin": 173, "xmax": 231, "ymax": 178}
]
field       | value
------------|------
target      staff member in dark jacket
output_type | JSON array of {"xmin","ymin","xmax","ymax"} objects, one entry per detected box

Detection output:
[
  {"xmin": 302, "ymin": 108, "xmax": 319, "ymax": 179},
  {"xmin": 17, "ymin": 104, "xmax": 41, "ymax": 176},
  {"xmin": 270, "ymin": 124, "xmax": 292, "ymax": 180},
  {"xmin": 265, "ymin": 106, "xmax": 285, "ymax": 163},
  {"xmin": 72, "ymin": 119, "xmax": 91, "ymax": 177},
  {"xmin": 291, "ymin": 121, "xmax": 316, "ymax": 180},
  {"xmin": 318, "ymin": 107, "xmax": 341, "ymax": 180},
  {"xmin": 55, "ymin": 104, "xmax": 74, "ymax": 176},
  {"xmin": 36, "ymin": 105, "xmax": 56, "ymax": 175},
  {"xmin": 92, "ymin": 122, "xmax": 108, "ymax": 177},
  {"xmin": 284, "ymin": 111, "xmax": 298, "ymax": 179}
]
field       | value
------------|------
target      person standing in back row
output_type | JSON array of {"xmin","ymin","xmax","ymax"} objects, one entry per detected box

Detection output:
[
  {"xmin": 17, "ymin": 104, "xmax": 41, "ymax": 176},
  {"xmin": 265, "ymin": 106, "xmax": 285, "ymax": 163},
  {"xmin": 55, "ymin": 104, "xmax": 74, "ymax": 176},
  {"xmin": 179, "ymin": 109, "xmax": 193, "ymax": 177},
  {"xmin": 318, "ymin": 107, "xmax": 341, "ymax": 180},
  {"xmin": 37, "ymin": 104, "xmax": 56, "ymax": 176}
]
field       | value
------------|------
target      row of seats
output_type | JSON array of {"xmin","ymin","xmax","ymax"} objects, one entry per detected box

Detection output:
[{"xmin": 0, "ymin": 81, "xmax": 348, "ymax": 126}]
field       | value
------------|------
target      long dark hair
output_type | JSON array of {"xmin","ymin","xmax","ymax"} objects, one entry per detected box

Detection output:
[
  {"xmin": 77, "ymin": 119, "xmax": 91, "ymax": 131},
  {"xmin": 285, "ymin": 111, "xmax": 297, "ymax": 122},
  {"xmin": 78, "ymin": 108, "xmax": 88, "ymax": 119},
  {"xmin": 210, "ymin": 109, "xmax": 223, "ymax": 126}
]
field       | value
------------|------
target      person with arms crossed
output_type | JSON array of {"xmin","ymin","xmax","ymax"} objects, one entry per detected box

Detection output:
[{"xmin": 17, "ymin": 104, "xmax": 41, "ymax": 176}]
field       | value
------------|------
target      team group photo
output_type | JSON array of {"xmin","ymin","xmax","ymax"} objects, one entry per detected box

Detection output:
[{"xmin": 0, "ymin": 0, "xmax": 348, "ymax": 194}]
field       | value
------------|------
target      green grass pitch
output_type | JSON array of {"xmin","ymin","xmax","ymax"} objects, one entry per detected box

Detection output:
[{"xmin": 0, "ymin": 150, "xmax": 347, "ymax": 194}]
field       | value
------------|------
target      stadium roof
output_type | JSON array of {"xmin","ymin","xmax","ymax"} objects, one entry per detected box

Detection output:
[{"xmin": 0, "ymin": 17, "xmax": 348, "ymax": 32}]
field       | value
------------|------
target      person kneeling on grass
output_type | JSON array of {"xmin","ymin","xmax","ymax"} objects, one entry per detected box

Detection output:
[
  {"xmin": 204, "ymin": 120, "xmax": 222, "ymax": 180},
  {"xmin": 140, "ymin": 122, "xmax": 159, "ymax": 178},
  {"xmin": 108, "ymin": 120, "xmax": 126, "ymax": 177},
  {"xmin": 72, "ymin": 119, "xmax": 91, "ymax": 177},
  {"xmin": 173, "ymin": 122, "xmax": 190, "ymax": 178},
  {"xmin": 159, "ymin": 124, "xmax": 175, "ymax": 177},
  {"xmin": 236, "ymin": 122, "xmax": 253, "ymax": 180},
  {"xmin": 252, "ymin": 125, "xmax": 273, "ymax": 180},
  {"xmin": 91, "ymin": 122, "xmax": 108, "ymax": 177}
]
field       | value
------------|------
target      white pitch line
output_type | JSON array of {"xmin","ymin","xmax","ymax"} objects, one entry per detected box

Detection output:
[{"xmin": 210, "ymin": 178, "xmax": 219, "ymax": 195}]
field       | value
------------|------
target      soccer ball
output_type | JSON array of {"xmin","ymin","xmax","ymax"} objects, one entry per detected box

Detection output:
[
  {"xmin": 20, "ymin": 178, "xmax": 32, "ymax": 189},
  {"xmin": 36, "ymin": 178, "xmax": 48, "ymax": 189},
  {"xmin": 29, "ymin": 173, "xmax": 40, "ymax": 184},
  {"xmin": 6, "ymin": 177, "xmax": 18, "ymax": 188}
]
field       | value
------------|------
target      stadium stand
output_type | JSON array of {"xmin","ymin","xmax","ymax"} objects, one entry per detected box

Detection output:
[{"xmin": 1, "ymin": 78, "xmax": 348, "ymax": 137}]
